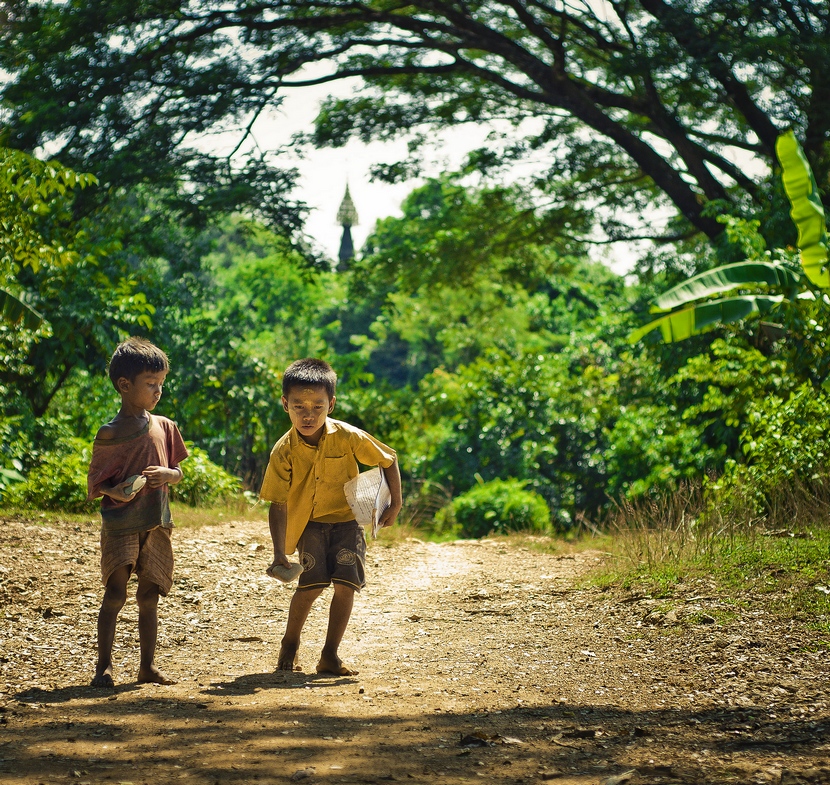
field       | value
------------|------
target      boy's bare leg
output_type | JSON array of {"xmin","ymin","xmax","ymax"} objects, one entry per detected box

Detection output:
[
  {"xmin": 278, "ymin": 587, "xmax": 324, "ymax": 670},
  {"xmin": 136, "ymin": 577, "xmax": 175, "ymax": 685},
  {"xmin": 317, "ymin": 583, "xmax": 358, "ymax": 676},
  {"xmin": 92, "ymin": 566, "xmax": 130, "ymax": 687}
]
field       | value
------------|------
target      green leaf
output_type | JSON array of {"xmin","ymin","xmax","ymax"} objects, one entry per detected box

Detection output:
[
  {"xmin": 776, "ymin": 130, "xmax": 829, "ymax": 287},
  {"xmin": 629, "ymin": 295, "xmax": 785, "ymax": 344},
  {"xmin": 652, "ymin": 261, "xmax": 800, "ymax": 312},
  {"xmin": 0, "ymin": 288, "xmax": 43, "ymax": 329}
]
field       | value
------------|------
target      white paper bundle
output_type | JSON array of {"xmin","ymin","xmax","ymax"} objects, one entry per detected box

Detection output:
[{"xmin": 343, "ymin": 467, "xmax": 391, "ymax": 538}]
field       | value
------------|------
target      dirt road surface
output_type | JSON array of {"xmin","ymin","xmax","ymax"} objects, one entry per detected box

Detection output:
[{"xmin": 1, "ymin": 515, "xmax": 829, "ymax": 785}]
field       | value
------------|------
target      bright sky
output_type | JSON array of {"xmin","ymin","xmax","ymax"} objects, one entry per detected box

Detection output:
[{"xmin": 246, "ymin": 79, "xmax": 491, "ymax": 262}]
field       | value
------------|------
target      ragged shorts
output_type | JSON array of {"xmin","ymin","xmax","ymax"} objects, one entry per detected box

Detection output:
[
  {"xmin": 100, "ymin": 526, "xmax": 174, "ymax": 595},
  {"xmin": 297, "ymin": 520, "xmax": 366, "ymax": 591}
]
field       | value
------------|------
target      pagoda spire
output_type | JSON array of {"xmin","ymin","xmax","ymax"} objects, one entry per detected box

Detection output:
[{"xmin": 336, "ymin": 184, "xmax": 359, "ymax": 269}]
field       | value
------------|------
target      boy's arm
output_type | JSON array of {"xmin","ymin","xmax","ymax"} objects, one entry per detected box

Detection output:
[
  {"xmin": 378, "ymin": 457, "xmax": 403, "ymax": 529},
  {"xmin": 143, "ymin": 420, "xmax": 187, "ymax": 488},
  {"xmin": 97, "ymin": 466, "xmax": 180, "ymax": 501},
  {"xmin": 98, "ymin": 480, "xmax": 141, "ymax": 503},
  {"xmin": 89, "ymin": 425, "xmax": 143, "ymax": 503},
  {"xmin": 268, "ymin": 502, "xmax": 292, "ymax": 570},
  {"xmin": 142, "ymin": 465, "xmax": 183, "ymax": 488}
]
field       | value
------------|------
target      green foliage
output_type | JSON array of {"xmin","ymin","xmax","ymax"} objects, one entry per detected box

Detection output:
[
  {"xmin": 0, "ymin": 148, "xmax": 98, "ymax": 273},
  {"xmin": 671, "ymin": 338, "xmax": 793, "ymax": 451},
  {"xmin": 0, "ymin": 412, "xmax": 27, "ymax": 499},
  {"xmin": 344, "ymin": 183, "xmax": 743, "ymax": 524},
  {"xmin": 631, "ymin": 292, "xmax": 787, "ymax": 344},
  {"xmin": 357, "ymin": 178, "xmax": 585, "ymax": 296},
  {"xmin": 160, "ymin": 218, "xmax": 332, "ymax": 485},
  {"xmin": 0, "ymin": 3, "xmax": 304, "ymax": 238},
  {"xmin": 0, "ymin": 146, "xmax": 97, "ymax": 329},
  {"xmin": 630, "ymin": 131, "xmax": 828, "ymax": 344},
  {"xmin": 715, "ymin": 384, "xmax": 830, "ymax": 510},
  {"xmin": 434, "ymin": 478, "xmax": 551, "ymax": 539},
  {"xmin": 0, "ymin": 147, "xmax": 823, "ymax": 540},
  {"xmin": 0, "ymin": 155, "xmax": 172, "ymax": 419},
  {"xmin": 0, "ymin": 466, "xmax": 24, "ymax": 499},
  {"xmin": 604, "ymin": 404, "xmax": 724, "ymax": 499},
  {"xmin": 399, "ymin": 348, "xmax": 611, "ymax": 526},
  {"xmin": 4, "ymin": 0, "xmax": 830, "ymax": 539},
  {"xmin": 776, "ymin": 130, "xmax": 829, "ymax": 287},
  {"xmin": 4, "ymin": 438, "xmax": 242, "ymax": 513},
  {"xmin": 171, "ymin": 445, "xmax": 243, "ymax": 507},
  {"xmin": 4, "ymin": 437, "xmax": 95, "ymax": 513}
]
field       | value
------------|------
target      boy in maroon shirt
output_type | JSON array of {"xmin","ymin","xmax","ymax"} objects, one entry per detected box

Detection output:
[{"xmin": 87, "ymin": 338, "xmax": 188, "ymax": 687}]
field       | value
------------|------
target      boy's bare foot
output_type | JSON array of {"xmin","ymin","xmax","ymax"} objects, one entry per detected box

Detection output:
[
  {"xmin": 277, "ymin": 642, "xmax": 300, "ymax": 671},
  {"xmin": 91, "ymin": 665, "xmax": 115, "ymax": 688},
  {"xmin": 316, "ymin": 652, "xmax": 358, "ymax": 676},
  {"xmin": 137, "ymin": 665, "xmax": 176, "ymax": 685}
]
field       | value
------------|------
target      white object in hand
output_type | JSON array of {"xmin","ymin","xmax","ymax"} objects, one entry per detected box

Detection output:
[
  {"xmin": 123, "ymin": 474, "xmax": 147, "ymax": 496},
  {"xmin": 343, "ymin": 467, "xmax": 391, "ymax": 538}
]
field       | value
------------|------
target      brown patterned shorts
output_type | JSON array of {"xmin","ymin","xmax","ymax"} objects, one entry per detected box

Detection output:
[
  {"xmin": 297, "ymin": 520, "xmax": 366, "ymax": 592},
  {"xmin": 100, "ymin": 526, "xmax": 174, "ymax": 595}
]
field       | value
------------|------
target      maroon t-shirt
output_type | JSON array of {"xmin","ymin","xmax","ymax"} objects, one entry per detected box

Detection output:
[{"xmin": 87, "ymin": 414, "xmax": 188, "ymax": 535}]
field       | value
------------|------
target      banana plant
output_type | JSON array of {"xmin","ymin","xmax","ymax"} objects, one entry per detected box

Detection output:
[{"xmin": 629, "ymin": 130, "xmax": 828, "ymax": 343}]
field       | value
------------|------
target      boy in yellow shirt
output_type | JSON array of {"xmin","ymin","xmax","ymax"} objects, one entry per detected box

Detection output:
[{"xmin": 260, "ymin": 358, "xmax": 402, "ymax": 675}]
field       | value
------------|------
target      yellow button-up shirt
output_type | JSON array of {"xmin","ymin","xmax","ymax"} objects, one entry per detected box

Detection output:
[{"xmin": 259, "ymin": 418, "xmax": 397, "ymax": 553}]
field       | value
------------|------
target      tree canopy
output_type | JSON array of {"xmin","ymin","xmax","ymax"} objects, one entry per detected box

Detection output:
[
  {"xmin": 4, "ymin": 0, "xmax": 830, "ymax": 530},
  {"xmin": 2, "ymin": 1, "xmax": 828, "ymax": 251}
]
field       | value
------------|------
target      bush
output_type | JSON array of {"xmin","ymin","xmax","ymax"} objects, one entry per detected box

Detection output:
[
  {"xmin": 5, "ymin": 440, "xmax": 242, "ymax": 513},
  {"xmin": 0, "ymin": 412, "xmax": 32, "ymax": 502},
  {"xmin": 435, "ymin": 477, "xmax": 551, "ymax": 539},
  {"xmin": 5, "ymin": 437, "xmax": 95, "ymax": 513},
  {"xmin": 171, "ymin": 445, "xmax": 243, "ymax": 506},
  {"xmin": 710, "ymin": 383, "xmax": 830, "ymax": 514}
]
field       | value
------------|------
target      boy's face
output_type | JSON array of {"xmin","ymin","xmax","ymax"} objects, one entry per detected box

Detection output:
[
  {"xmin": 118, "ymin": 370, "xmax": 168, "ymax": 413},
  {"xmin": 282, "ymin": 385, "xmax": 335, "ymax": 445}
]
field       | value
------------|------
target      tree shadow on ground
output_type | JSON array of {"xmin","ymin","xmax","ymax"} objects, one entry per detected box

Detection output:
[{"xmin": 5, "ymin": 686, "xmax": 829, "ymax": 785}]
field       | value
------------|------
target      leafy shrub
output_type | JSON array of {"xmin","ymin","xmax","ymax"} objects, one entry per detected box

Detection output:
[
  {"xmin": 5, "ymin": 437, "xmax": 95, "ymax": 513},
  {"xmin": 434, "ymin": 478, "xmax": 551, "ymax": 539},
  {"xmin": 710, "ymin": 383, "xmax": 830, "ymax": 514},
  {"xmin": 5, "ymin": 439, "xmax": 242, "ymax": 512},
  {"xmin": 605, "ymin": 403, "xmax": 726, "ymax": 500},
  {"xmin": 171, "ymin": 445, "xmax": 242, "ymax": 506},
  {"xmin": 0, "ymin": 414, "xmax": 29, "ymax": 501}
]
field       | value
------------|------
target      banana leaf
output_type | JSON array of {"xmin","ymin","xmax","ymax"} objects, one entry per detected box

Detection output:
[
  {"xmin": 629, "ymin": 294, "xmax": 785, "ymax": 344},
  {"xmin": 652, "ymin": 261, "xmax": 800, "ymax": 312},
  {"xmin": 1, "ymin": 288, "xmax": 44, "ymax": 329},
  {"xmin": 776, "ymin": 130, "xmax": 829, "ymax": 287}
]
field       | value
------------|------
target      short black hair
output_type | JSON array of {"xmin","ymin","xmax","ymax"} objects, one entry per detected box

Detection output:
[
  {"xmin": 108, "ymin": 337, "xmax": 169, "ymax": 391},
  {"xmin": 282, "ymin": 358, "xmax": 337, "ymax": 399}
]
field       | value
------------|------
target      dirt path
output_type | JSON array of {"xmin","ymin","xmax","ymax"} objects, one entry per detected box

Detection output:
[{"xmin": 1, "ymin": 515, "xmax": 829, "ymax": 785}]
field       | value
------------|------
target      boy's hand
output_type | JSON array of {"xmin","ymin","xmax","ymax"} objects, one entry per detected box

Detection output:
[
  {"xmin": 142, "ymin": 466, "xmax": 182, "ymax": 488},
  {"xmin": 379, "ymin": 459, "xmax": 403, "ymax": 530},
  {"xmin": 268, "ymin": 554, "xmax": 292, "ymax": 573},
  {"xmin": 104, "ymin": 479, "xmax": 141, "ymax": 503},
  {"xmin": 377, "ymin": 502, "xmax": 402, "ymax": 529}
]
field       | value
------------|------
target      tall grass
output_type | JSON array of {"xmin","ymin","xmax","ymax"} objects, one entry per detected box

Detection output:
[
  {"xmin": 604, "ymin": 475, "xmax": 830, "ymax": 631},
  {"xmin": 610, "ymin": 474, "xmax": 830, "ymax": 564}
]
